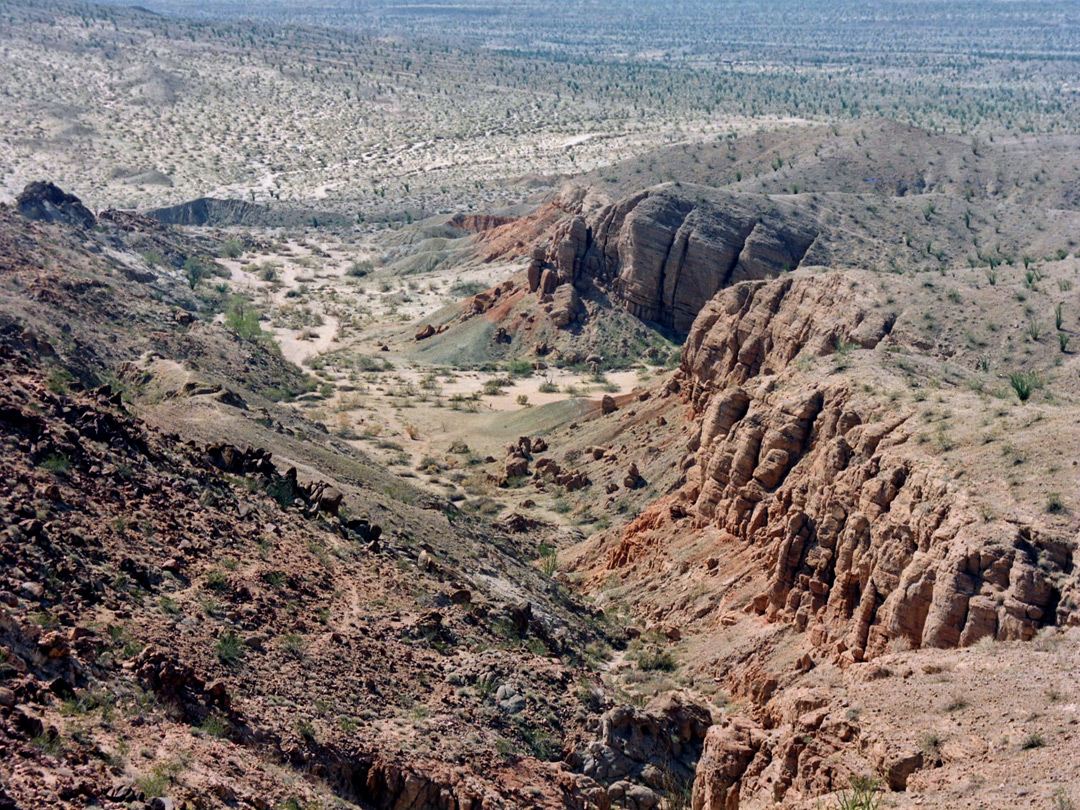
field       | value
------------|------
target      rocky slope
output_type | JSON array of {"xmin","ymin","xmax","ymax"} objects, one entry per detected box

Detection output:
[
  {"xmin": 561, "ymin": 265, "xmax": 1080, "ymax": 807},
  {"xmin": 1, "ymin": 184, "xmax": 737, "ymax": 810},
  {"xmin": 672, "ymin": 274, "xmax": 1074, "ymax": 656}
]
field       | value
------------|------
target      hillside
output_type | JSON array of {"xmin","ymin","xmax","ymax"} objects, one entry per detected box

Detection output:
[{"xmin": 2, "ymin": 1, "xmax": 1080, "ymax": 808}]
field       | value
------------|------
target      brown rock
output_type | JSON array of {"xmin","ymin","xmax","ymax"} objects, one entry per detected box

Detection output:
[
  {"xmin": 504, "ymin": 454, "xmax": 529, "ymax": 479},
  {"xmin": 549, "ymin": 283, "xmax": 580, "ymax": 328}
]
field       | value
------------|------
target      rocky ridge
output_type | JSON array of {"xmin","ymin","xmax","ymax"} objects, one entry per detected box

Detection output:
[
  {"xmin": 522, "ymin": 185, "xmax": 819, "ymax": 334},
  {"xmin": 558, "ymin": 266, "xmax": 1080, "ymax": 807},
  {"xmin": 607, "ymin": 272, "xmax": 1076, "ymax": 660}
]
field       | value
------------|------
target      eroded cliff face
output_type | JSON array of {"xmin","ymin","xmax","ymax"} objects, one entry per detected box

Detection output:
[
  {"xmin": 608, "ymin": 273, "xmax": 1076, "ymax": 664},
  {"xmin": 522, "ymin": 185, "xmax": 819, "ymax": 333}
]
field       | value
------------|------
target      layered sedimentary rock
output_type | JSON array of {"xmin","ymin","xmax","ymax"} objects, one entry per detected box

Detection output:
[
  {"xmin": 609, "ymin": 273, "xmax": 1076, "ymax": 664},
  {"xmin": 524, "ymin": 185, "xmax": 819, "ymax": 333}
]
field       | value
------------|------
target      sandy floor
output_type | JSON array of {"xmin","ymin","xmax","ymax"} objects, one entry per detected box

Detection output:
[{"xmin": 219, "ymin": 236, "xmax": 665, "ymax": 504}]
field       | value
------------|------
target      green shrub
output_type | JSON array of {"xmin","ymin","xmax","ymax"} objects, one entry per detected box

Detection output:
[
  {"xmin": 200, "ymin": 713, "xmax": 231, "ymax": 738},
  {"xmin": 40, "ymin": 453, "xmax": 72, "ymax": 477},
  {"xmin": 184, "ymin": 257, "xmax": 210, "ymax": 289},
  {"xmin": 637, "ymin": 650, "xmax": 677, "ymax": 672},
  {"xmin": 204, "ymin": 569, "xmax": 228, "ymax": 591},
  {"xmin": 224, "ymin": 299, "xmax": 263, "ymax": 341},
  {"xmin": 506, "ymin": 360, "xmax": 534, "ymax": 378},
  {"xmin": 1020, "ymin": 731, "xmax": 1046, "ymax": 749},
  {"xmin": 281, "ymin": 633, "xmax": 306, "ymax": 657},
  {"xmin": 835, "ymin": 776, "xmax": 881, "ymax": 810},
  {"xmin": 215, "ymin": 630, "xmax": 244, "ymax": 666},
  {"xmin": 346, "ymin": 260, "xmax": 373, "ymax": 277},
  {"xmin": 449, "ymin": 280, "xmax": 486, "ymax": 298},
  {"xmin": 519, "ymin": 725, "xmax": 561, "ymax": 761},
  {"xmin": 1008, "ymin": 370, "xmax": 1039, "ymax": 402}
]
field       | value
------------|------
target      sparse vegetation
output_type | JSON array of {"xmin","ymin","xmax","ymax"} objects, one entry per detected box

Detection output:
[
  {"xmin": 835, "ymin": 776, "xmax": 881, "ymax": 810},
  {"xmin": 1008, "ymin": 371, "xmax": 1039, "ymax": 402},
  {"xmin": 215, "ymin": 630, "xmax": 244, "ymax": 666}
]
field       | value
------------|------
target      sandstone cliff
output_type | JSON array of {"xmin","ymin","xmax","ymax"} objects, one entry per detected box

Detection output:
[{"xmin": 145, "ymin": 197, "xmax": 351, "ymax": 229}]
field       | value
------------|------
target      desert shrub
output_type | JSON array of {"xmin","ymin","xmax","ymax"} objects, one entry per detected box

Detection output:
[
  {"xmin": 449, "ymin": 280, "xmax": 486, "ymax": 298},
  {"xmin": 637, "ymin": 650, "xmax": 677, "ymax": 672},
  {"xmin": 519, "ymin": 725, "xmax": 561, "ymax": 761},
  {"xmin": 40, "ymin": 453, "xmax": 72, "ymax": 477},
  {"xmin": 1020, "ymin": 731, "xmax": 1046, "ymax": 749},
  {"xmin": 1008, "ymin": 370, "xmax": 1039, "ymax": 402},
  {"xmin": 281, "ymin": 633, "xmax": 306, "ymax": 657},
  {"xmin": 506, "ymin": 360, "xmax": 534, "ymax": 378},
  {"xmin": 346, "ymin": 259, "xmax": 374, "ymax": 277},
  {"xmin": 538, "ymin": 544, "xmax": 558, "ymax": 576},
  {"xmin": 204, "ymin": 569, "xmax": 228, "ymax": 591},
  {"xmin": 200, "ymin": 713, "xmax": 231, "ymax": 738},
  {"xmin": 184, "ymin": 257, "xmax": 210, "ymax": 289},
  {"xmin": 46, "ymin": 367, "xmax": 76, "ymax": 394},
  {"xmin": 215, "ymin": 630, "xmax": 244, "ymax": 666},
  {"xmin": 835, "ymin": 776, "xmax": 881, "ymax": 810},
  {"xmin": 224, "ymin": 299, "xmax": 263, "ymax": 341},
  {"xmin": 481, "ymin": 377, "xmax": 512, "ymax": 396}
]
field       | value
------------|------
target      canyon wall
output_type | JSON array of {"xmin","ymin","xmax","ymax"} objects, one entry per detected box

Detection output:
[
  {"xmin": 523, "ymin": 185, "xmax": 820, "ymax": 333},
  {"xmin": 611, "ymin": 273, "xmax": 1076, "ymax": 662}
]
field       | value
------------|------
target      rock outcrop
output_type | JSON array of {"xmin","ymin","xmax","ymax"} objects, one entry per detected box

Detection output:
[
  {"xmin": 608, "ymin": 273, "xmax": 1075, "ymax": 663},
  {"xmin": 16, "ymin": 182, "xmax": 95, "ymax": 229},
  {"xmin": 690, "ymin": 687, "xmax": 868, "ymax": 810},
  {"xmin": 569, "ymin": 692, "xmax": 712, "ymax": 805},
  {"xmin": 524, "ymin": 185, "xmax": 819, "ymax": 333},
  {"xmin": 145, "ymin": 197, "xmax": 351, "ymax": 229}
]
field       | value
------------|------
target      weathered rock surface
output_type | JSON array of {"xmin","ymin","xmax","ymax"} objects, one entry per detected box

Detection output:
[
  {"xmin": 145, "ymin": 196, "xmax": 351, "ymax": 228},
  {"xmin": 690, "ymin": 687, "xmax": 867, "ymax": 810},
  {"xmin": 16, "ymin": 182, "xmax": 95, "ymax": 229},
  {"xmin": 609, "ymin": 273, "xmax": 1075, "ymax": 663},
  {"xmin": 524, "ymin": 185, "xmax": 818, "ymax": 333},
  {"xmin": 569, "ymin": 692, "xmax": 711, "ymax": 793}
]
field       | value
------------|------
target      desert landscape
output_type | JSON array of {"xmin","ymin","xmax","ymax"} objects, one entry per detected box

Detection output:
[{"xmin": 1, "ymin": 1, "xmax": 1080, "ymax": 809}]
